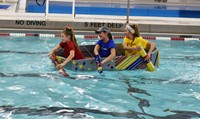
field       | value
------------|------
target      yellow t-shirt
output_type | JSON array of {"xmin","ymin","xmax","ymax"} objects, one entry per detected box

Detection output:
[{"xmin": 123, "ymin": 37, "xmax": 148, "ymax": 56}]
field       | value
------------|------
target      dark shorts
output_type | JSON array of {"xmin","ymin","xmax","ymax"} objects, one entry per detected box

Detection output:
[{"xmin": 55, "ymin": 48, "xmax": 65, "ymax": 57}]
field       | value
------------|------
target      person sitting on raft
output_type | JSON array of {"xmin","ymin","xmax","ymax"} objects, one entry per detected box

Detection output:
[
  {"xmin": 123, "ymin": 24, "xmax": 156, "ymax": 60},
  {"xmin": 94, "ymin": 26, "xmax": 116, "ymax": 74},
  {"xmin": 49, "ymin": 26, "xmax": 84, "ymax": 76}
]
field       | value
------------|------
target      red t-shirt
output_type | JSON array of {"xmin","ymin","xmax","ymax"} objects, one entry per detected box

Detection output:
[{"xmin": 59, "ymin": 41, "xmax": 84, "ymax": 60}]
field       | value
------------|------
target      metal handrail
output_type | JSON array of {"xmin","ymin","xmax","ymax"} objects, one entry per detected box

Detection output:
[{"xmin": 45, "ymin": 0, "xmax": 75, "ymax": 20}]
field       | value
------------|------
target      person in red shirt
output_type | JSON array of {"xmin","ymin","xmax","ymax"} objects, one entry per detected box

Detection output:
[{"xmin": 49, "ymin": 26, "xmax": 84, "ymax": 76}]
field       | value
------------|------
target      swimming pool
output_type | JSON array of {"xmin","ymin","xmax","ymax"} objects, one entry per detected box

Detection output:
[{"xmin": 0, "ymin": 34, "xmax": 200, "ymax": 119}]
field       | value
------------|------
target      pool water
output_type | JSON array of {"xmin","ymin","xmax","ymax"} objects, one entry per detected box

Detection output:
[{"xmin": 0, "ymin": 36, "xmax": 200, "ymax": 119}]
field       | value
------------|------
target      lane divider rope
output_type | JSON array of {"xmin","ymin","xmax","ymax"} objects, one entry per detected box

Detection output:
[{"xmin": 0, "ymin": 33, "xmax": 199, "ymax": 41}]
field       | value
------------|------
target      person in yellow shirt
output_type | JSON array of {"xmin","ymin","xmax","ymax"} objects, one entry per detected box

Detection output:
[{"xmin": 123, "ymin": 24, "xmax": 156, "ymax": 61}]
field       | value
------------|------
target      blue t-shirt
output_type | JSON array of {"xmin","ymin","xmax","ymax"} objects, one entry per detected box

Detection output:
[{"xmin": 96, "ymin": 39, "xmax": 116, "ymax": 57}]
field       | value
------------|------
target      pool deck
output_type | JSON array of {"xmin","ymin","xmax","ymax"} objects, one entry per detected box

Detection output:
[{"xmin": 0, "ymin": 0, "xmax": 200, "ymax": 36}]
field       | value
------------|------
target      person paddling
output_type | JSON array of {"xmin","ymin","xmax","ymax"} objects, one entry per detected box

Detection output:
[{"xmin": 49, "ymin": 26, "xmax": 84, "ymax": 77}]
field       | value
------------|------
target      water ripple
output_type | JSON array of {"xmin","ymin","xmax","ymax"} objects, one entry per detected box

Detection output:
[{"xmin": 7, "ymin": 85, "xmax": 24, "ymax": 91}]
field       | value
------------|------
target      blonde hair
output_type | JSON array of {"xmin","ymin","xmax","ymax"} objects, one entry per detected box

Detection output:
[
  {"xmin": 62, "ymin": 26, "xmax": 79, "ymax": 49},
  {"xmin": 128, "ymin": 24, "xmax": 140, "ymax": 37}
]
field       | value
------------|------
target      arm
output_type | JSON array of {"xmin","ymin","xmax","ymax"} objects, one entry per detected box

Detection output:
[
  {"xmin": 49, "ymin": 44, "xmax": 61, "ymax": 55},
  {"xmin": 49, "ymin": 44, "xmax": 61, "ymax": 60},
  {"xmin": 123, "ymin": 42, "xmax": 140, "ymax": 51},
  {"xmin": 147, "ymin": 41, "xmax": 155, "ymax": 55},
  {"xmin": 94, "ymin": 44, "xmax": 103, "ymax": 75},
  {"xmin": 101, "ymin": 48, "xmax": 116, "ymax": 64},
  {"xmin": 144, "ymin": 41, "xmax": 155, "ymax": 60},
  {"xmin": 56, "ymin": 50, "xmax": 75, "ymax": 69},
  {"xmin": 94, "ymin": 44, "xmax": 100, "ymax": 55}
]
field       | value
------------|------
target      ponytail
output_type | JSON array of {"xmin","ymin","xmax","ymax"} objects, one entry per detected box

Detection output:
[
  {"xmin": 70, "ymin": 27, "xmax": 79, "ymax": 49},
  {"xmin": 108, "ymin": 32, "xmax": 113, "ymax": 40}
]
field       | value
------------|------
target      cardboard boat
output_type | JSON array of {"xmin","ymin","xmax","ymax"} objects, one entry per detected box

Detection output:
[{"xmin": 55, "ymin": 44, "xmax": 160, "ymax": 72}]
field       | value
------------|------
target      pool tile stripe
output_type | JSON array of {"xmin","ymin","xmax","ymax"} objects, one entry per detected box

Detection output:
[{"xmin": 0, "ymin": 33, "xmax": 199, "ymax": 41}]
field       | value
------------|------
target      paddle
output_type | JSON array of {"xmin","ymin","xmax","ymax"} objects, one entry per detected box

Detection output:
[
  {"xmin": 52, "ymin": 57, "xmax": 69, "ymax": 77},
  {"xmin": 95, "ymin": 55, "xmax": 104, "ymax": 75},
  {"xmin": 136, "ymin": 43, "xmax": 154, "ymax": 72}
]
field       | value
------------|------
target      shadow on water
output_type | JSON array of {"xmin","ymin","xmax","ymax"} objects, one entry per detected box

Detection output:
[
  {"xmin": 162, "ymin": 56, "xmax": 200, "ymax": 61},
  {"xmin": 118, "ymin": 75, "xmax": 151, "ymax": 114},
  {"xmin": 0, "ymin": 72, "xmax": 116, "ymax": 81},
  {"xmin": 0, "ymin": 50, "xmax": 48, "ymax": 54},
  {"xmin": 0, "ymin": 72, "xmax": 52, "ymax": 78},
  {"xmin": 0, "ymin": 105, "xmax": 199, "ymax": 119}
]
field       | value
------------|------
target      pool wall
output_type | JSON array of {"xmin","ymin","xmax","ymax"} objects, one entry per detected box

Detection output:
[
  {"xmin": 0, "ymin": 19, "xmax": 200, "ymax": 34},
  {"xmin": 27, "ymin": 4, "xmax": 200, "ymax": 18}
]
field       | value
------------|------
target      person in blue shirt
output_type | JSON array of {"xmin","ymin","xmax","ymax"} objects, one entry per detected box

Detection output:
[{"xmin": 94, "ymin": 26, "xmax": 116, "ymax": 74}]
